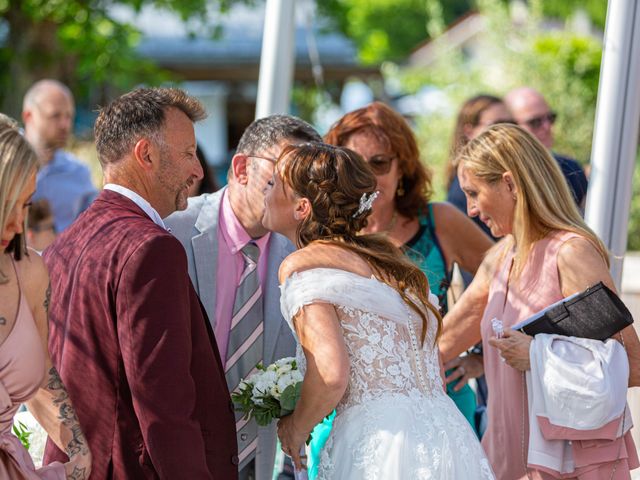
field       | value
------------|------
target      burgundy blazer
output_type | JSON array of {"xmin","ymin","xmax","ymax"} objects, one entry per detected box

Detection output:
[{"xmin": 43, "ymin": 190, "xmax": 238, "ymax": 479}]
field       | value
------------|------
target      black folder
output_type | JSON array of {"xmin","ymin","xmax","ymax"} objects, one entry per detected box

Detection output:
[{"xmin": 513, "ymin": 282, "xmax": 634, "ymax": 341}]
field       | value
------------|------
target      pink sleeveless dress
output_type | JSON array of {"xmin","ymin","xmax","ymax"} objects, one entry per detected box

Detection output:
[
  {"xmin": 0, "ymin": 259, "xmax": 64, "ymax": 479},
  {"xmin": 480, "ymin": 231, "xmax": 637, "ymax": 480}
]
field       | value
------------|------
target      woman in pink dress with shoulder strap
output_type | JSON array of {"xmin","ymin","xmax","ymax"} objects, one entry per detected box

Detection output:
[
  {"xmin": 0, "ymin": 116, "xmax": 91, "ymax": 479},
  {"xmin": 439, "ymin": 123, "xmax": 640, "ymax": 479}
]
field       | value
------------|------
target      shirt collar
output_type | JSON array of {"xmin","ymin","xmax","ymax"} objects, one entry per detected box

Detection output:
[
  {"xmin": 219, "ymin": 189, "xmax": 270, "ymax": 256},
  {"xmin": 103, "ymin": 183, "xmax": 168, "ymax": 230}
]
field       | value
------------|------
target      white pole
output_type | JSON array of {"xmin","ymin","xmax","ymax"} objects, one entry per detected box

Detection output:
[
  {"xmin": 255, "ymin": 0, "xmax": 296, "ymax": 119},
  {"xmin": 585, "ymin": 0, "xmax": 640, "ymax": 289}
]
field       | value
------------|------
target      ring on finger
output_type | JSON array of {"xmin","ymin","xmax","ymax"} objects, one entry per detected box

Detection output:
[{"xmin": 459, "ymin": 366, "xmax": 466, "ymax": 375}]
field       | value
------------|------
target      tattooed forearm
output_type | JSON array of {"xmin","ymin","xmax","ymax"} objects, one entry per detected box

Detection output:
[
  {"xmin": 69, "ymin": 466, "xmax": 88, "ymax": 480},
  {"xmin": 47, "ymin": 367, "xmax": 89, "ymax": 457}
]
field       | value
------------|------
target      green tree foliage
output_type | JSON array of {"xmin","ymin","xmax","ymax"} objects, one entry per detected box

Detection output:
[
  {"xmin": 540, "ymin": 0, "xmax": 607, "ymax": 30},
  {"xmin": 318, "ymin": 0, "xmax": 607, "ymax": 65},
  {"xmin": 317, "ymin": 0, "xmax": 473, "ymax": 64},
  {"xmin": 0, "ymin": 0, "xmax": 251, "ymax": 117}
]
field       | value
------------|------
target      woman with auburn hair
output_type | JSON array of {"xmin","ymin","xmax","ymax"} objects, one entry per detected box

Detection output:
[
  {"xmin": 0, "ymin": 115, "xmax": 91, "ymax": 478},
  {"xmin": 439, "ymin": 123, "xmax": 640, "ymax": 479},
  {"xmin": 325, "ymin": 101, "xmax": 493, "ymax": 429},
  {"xmin": 265, "ymin": 142, "xmax": 494, "ymax": 479}
]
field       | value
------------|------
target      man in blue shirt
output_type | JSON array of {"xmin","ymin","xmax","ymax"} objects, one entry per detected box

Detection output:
[
  {"xmin": 505, "ymin": 87, "xmax": 588, "ymax": 210},
  {"xmin": 22, "ymin": 79, "xmax": 97, "ymax": 232}
]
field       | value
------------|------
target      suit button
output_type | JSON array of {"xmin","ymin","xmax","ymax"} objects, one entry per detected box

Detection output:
[
  {"xmin": 240, "ymin": 433, "xmax": 248, "ymax": 441},
  {"xmin": 231, "ymin": 455, "xmax": 239, "ymax": 466}
]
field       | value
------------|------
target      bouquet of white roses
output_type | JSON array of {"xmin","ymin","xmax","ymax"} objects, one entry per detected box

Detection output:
[{"xmin": 231, "ymin": 357, "xmax": 304, "ymax": 427}]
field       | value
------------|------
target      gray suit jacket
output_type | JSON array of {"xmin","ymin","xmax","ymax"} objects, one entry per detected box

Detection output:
[{"xmin": 165, "ymin": 188, "xmax": 296, "ymax": 480}]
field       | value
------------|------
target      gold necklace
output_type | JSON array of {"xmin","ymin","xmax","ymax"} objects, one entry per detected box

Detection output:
[{"xmin": 383, "ymin": 211, "xmax": 398, "ymax": 234}]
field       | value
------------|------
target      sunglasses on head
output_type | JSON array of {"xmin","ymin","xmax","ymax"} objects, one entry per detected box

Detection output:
[
  {"xmin": 365, "ymin": 155, "xmax": 395, "ymax": 175},
  {"xmin": 523, "ymin": 111, "xmax": 557, "ymax": 130}
]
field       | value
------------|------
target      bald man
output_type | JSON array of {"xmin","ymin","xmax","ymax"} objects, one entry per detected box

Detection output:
[
  {"xmin": 23, "ymin": 79, "xmax": 97, "ymax": 232},
  {"xmin": 505, "ymin": 87, "xmax": 588, "ymax": 209}
]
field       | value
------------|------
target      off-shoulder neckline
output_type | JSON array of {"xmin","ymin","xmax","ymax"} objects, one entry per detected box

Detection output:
[{"xmin": 282, "ymin": 267, "xmax": 439, "ymax": 304}]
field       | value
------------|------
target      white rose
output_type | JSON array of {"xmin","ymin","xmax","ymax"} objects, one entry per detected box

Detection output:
[
  {"xmin": 276, "ymin": 372, "xmax": 295, "ymax": 392},
  {"xmin": 276, "ymin": 363, "xmax": 293, "ymax": 375}
]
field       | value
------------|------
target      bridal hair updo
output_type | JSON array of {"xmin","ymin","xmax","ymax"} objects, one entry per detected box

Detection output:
[
  {"xmin": 277, "ymin": 142, "xmax": 442, "ymax": 344},
  {"xmin": 278, "ymin": 142, "xmax": 376, "ymax": 245}
]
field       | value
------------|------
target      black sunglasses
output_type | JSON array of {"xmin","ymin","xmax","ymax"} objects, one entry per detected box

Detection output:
[
  {"xmin": 524, "ymin": 112, "xmax": 557, "ymax": 130},
  {"xmin": 365, "ymin": 155, "xmax": 395, "ymax": 175}
]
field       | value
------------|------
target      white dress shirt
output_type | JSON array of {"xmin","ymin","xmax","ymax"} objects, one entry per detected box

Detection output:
[{"xmin": 103, "ymin": 184, "xmax": 168, "ymax": 230}]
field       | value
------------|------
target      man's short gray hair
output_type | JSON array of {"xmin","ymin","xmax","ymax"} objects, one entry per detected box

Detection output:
[
  {"xmin": 236, "ymin": 114, "xmax": 321, "ymax": 155},
  {"xmin": 94, "ymin": 87, "xmax": 206, "ymax": 167}
]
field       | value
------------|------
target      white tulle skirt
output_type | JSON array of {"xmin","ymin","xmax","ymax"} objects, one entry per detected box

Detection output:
[{"xmin": 316, "ymin": 393, "xmax": 495, "ymax": 480}]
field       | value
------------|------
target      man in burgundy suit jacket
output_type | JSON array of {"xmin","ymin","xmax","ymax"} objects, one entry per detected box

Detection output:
[{"xmin": 43, "ymin": 88, "xmax": 238, "ymax": 479}]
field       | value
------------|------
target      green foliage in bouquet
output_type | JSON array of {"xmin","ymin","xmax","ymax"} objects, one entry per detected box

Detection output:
[
  {"xmin": 13, "ymin": 421, "xmax": 32, "ymax": 450},
  {"xmin": 231, "ymin": 360, "xmax": 304, "ymax": 427}
]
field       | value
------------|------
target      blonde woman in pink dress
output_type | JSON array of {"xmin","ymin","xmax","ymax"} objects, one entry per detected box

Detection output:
[
  {"xmin": 0, "ymin": 116, "xmax": 91, "ymax": 479},
  {"xmin": 439, "ymin": 123, "xmax": 640, "ymax": 479}
]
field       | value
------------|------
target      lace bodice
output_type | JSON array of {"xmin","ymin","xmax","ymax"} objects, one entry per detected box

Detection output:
[{"xmin": 279, "ymin": 268, "xmax": 445, "ymax": 412}]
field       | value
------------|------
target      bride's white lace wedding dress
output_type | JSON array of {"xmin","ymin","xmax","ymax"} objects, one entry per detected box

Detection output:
[{"xmin": 280, "ymin": 268, "xmax": 495, "ymax": 479}]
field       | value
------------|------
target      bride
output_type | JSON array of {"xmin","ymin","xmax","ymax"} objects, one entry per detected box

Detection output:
[{"xmin": 264, "ymin": 143, "xmax": 494, "ymax": 479}]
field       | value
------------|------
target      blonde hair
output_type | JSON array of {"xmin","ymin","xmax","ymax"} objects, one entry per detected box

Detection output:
[
  {"xmin": 457, "ymin": 124, "xmax": 607, "ymax": 275},
  {"xmin": 0, "ymin": 114, "xmax": 38, "ymax": 283}
]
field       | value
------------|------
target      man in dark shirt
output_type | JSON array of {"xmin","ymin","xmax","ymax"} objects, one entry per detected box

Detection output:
[{"xmin": 506, "ymin": 87, "xmax": 588, "ymax": 209}]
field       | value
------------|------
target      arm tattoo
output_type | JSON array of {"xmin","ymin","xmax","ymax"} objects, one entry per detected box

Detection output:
[
  {"xmin": 44, "ymin": 283, "xmax": 51, "ymax": 316},
  {"xmin": 44, "ymin": 283, "xmax": 51, "ymax": 342},
  {"xmin": 69, "ymin": 466, "xmax": 88, "ymax": 480},
  {"xmin": 47, "ymin": 367, "xmax": 90, "ymax": 458}
]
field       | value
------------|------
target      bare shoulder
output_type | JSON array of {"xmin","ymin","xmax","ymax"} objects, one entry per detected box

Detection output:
[
  {"xmin": 278, "ymin": 243, "xmax": 369, "ymax": 284},
  {"xmin": 17, "ymin": 250, "xmax": 49, "ymax": 288},
  {"xmin": 15, "ymin": 250, "xmax": 50, "ymax": 314},
  {"xmin": 430, "ymin": 201, "xmax": 459, "ymax": 219},
  {"xmin": 557, "ymin": 235, "xmax": 613, "ymax": 293},
  {"xmin": 431, "ymin": 202, "xmax": 489, "ymax": 239}
]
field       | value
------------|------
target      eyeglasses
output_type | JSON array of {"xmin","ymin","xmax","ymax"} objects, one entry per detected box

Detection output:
[
  {"xmin": 365, "ymin": 155, "xmax": 395, "ymax": 175},
  {"xmin": 523, "ymin": 112, "xmax": 557, "ymax": 130}
]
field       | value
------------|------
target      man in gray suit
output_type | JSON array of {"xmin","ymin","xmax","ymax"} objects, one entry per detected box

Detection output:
[{"xmin": 166, "ymin": 115, "xmax": 321, "ymax": 480}]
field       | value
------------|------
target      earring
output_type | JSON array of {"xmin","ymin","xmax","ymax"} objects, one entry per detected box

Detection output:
[{"xmin": 396, "ymin": 179, "xmax": 405, "ymax": 197}]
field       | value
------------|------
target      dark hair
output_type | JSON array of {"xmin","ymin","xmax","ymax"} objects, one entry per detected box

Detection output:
[
  {"xmin": 324, "ymin": 101, "xmax": 432, "ymax": 220},
  {"xmin": 28, "ymin": 198, "xmax": 53, "ymax": 226},
  {"xmin": 236, "ymin": 114, "xmax": 321, "ymax": 156},
  {"xmin": 94, "ymin": 87, "xmax": 206, "ymax": 166},
  {"xmin": 278, "ymin": 142, "xmax": 442, "ymax": 344},
  {"xmin": 446, "ymin": 94, "xmax": 504, "ymax": 190},
  {"xmin": 194, "ymin": 145, "xmax": 219, "ymax": 195}
]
